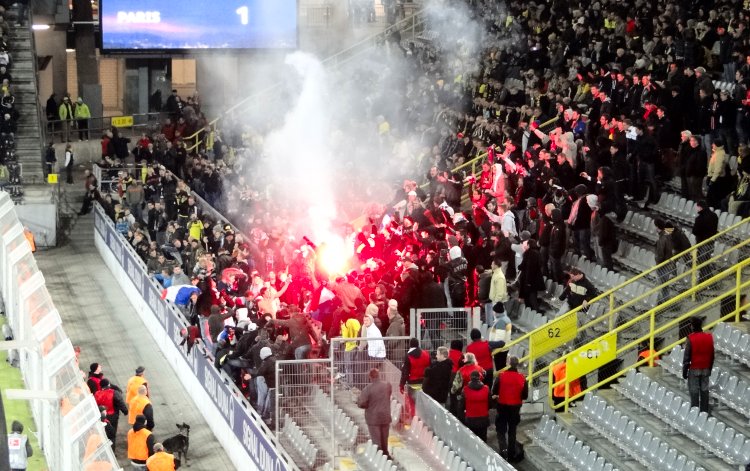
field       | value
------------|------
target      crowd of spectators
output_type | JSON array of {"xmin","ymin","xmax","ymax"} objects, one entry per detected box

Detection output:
[
  {"xmin": 0, "ymin": 4, "xmax": 23, "ymax": 198},
  {"xmin": 87, "ymin": 0, "xmax": 750, "ymax": 454}
]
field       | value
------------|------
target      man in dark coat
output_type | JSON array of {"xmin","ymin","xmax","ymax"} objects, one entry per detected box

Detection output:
[
  {"xmin": 518, "ymin": 240, "xmax": 545, "ymax": 313},
  {"xmin": 422, "ymin": 346, "xmax": 453, "ymax": 407},
  {"xmin": 357, "ymin": 368, "xmax": 393, "ymax": 458},
  {"xmin": 692, "ymin": 199, "xmax": 719, "ymax": 282}
]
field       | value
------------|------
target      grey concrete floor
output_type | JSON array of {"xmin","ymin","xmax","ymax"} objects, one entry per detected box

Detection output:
[{"xmin": 34, "ymin": 211, "xmax": 235, "ymax": 470}]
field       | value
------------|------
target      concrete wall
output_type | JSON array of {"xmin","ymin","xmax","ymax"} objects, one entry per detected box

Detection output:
[{"xmin": 16, "ymin": 203, "xmax": 57, "ymax": 247}]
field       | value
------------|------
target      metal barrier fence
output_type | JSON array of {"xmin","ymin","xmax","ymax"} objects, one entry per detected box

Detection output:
[
  {"xmin": 46, "ymin": 112, "xmax": 162, "ymax": 143},
  {"xmin": 496, "ymin": 216, "xmax": 750, "ymax": 406},
  {"xmin": 415, "ymin": 392, "xmax": 515, "ymax": 471},
  {"xmin": 274, "ymin": 336, "xmax": 412, "ymax": 469},
  {"xmin": 275, "ymin": 359, "xmax": 334, "ymax": 470},
  {"xmin": 0, "ymin": 192, "xmax": 120, "ymax": 470},
  {"xmin": 550, "ymin": 254, "xmax": 750, "ymax": 411},
  {"xmin": 410, "ymin": 307, "xmax": 481, "ymax": 352}
]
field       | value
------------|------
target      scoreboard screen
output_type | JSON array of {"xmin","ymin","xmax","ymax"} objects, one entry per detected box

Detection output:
[{"xmin": 101, "ymin": 0, "xmax": 298, "ymax": 52}]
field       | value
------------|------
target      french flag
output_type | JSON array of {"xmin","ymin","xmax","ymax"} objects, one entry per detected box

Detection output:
[{"xmin": 161, "ymin": 285, "xmax": 201, "ymax": 306}]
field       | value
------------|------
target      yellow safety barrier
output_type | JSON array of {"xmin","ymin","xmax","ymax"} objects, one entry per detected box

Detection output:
[
  {"xmin": 549, "ymin": 256, "xmax": 750, "ymax": 411},
  {"xmin": 493, "ymin": 216, "xmax": 750, "ymax": 392}
]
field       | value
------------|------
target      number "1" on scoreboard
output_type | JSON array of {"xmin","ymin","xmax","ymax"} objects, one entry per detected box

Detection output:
[{"xmin": 236, "ymin": 6, "xmax": 249, "ymax": 25}]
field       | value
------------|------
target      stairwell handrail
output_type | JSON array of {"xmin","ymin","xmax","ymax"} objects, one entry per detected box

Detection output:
[
  {"xmin": 493, "ymin": 215, "xmax": 750, "ymax": 380},
  {"xmin": 27, "ymin": 6, "xmax": 46, "ymax": 177},
  {"xmin": 183, "ymin": 8, "xmax": 427, "ymax": 151},
  {"xmin": 549, "ymin": 257, "xmax": 750, "ymax": 412}
]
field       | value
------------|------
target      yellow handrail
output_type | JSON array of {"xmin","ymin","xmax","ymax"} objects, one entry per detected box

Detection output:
[
  {"xmin": 492, "ymin": 215, "xmax": 750, "ymax": 384},
  {"xmin": 549, "ymin": 257, "xmax": 750, "ymax": 411}
]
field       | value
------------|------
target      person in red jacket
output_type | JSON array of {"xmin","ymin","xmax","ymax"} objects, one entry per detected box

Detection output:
[
  {"xmin": 463, "ymin": 370, "xmax": 490, "ymax": 441},
  {"xmin": 466, "ymin": 328, "xmax": 505, "ymax": 387},
  {"xmin": 491, "ymin": 356, "xmax": 528, "ymax": 463},
  {"xmin": 399, "ymin": 338, "xmax": 431, "ymax": 420},
  {"xmin": 448, "ymin": 339, "xmax": 464, "ymax": 373},
  {"xmin": 94, "ymin": 378, "xmax": 128, "ymax": 448},
  {"xmin": 682, "ymin": 317, "xmax": 714, "ymax": 413}
]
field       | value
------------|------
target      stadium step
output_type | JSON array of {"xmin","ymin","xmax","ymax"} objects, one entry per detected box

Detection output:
[{"xmin": 8, "ymin": 20, "xmax": 44, "ymax": 192}]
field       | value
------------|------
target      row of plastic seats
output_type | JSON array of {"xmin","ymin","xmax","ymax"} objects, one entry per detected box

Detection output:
[
  {"xmin": 281, "ymin": 414, "xmax": 318, "ymax": 468},
  {"xmin": 712, "ymin": 80, "xmax": 736, "ymax": 92},
  {"xmin": 619, "ymin": 211, "xmax": 658, "ymax": 243},
  {"xmin": 577, "ymin": 394, "xmax": 703, "ymax": 471},
  {"xmin": 311, "ymin": 387, "xmax": 358, "ymax": 446},
  {"xmin": 613, "ymin": 240, "xmax": 655, "ymax": 274},
  {"xmin": 714, "ymin": 323, "xmax": 750, "ymax": 367},
  {"xmin": 515, "ymin": 306, "xmax": 547, "ymax": 332},
  {"xmin": 651, "ymin": 193, "xmax": 698, "ymax": 222},
  {"xmin": 662, "ymin": 346, "xmax": 750, "ymax": 418},
  {"xmin": 617, "ymin": 370, "xmax": 750, "ymax": 465},
  {"xmin": 406, "ymin": 416, "xmax": 473, "ymax": 471},
  {"xmin": 354, "ymin": 440, "xmax": 398, "ymax": 471},
  {"xmin": 390, "ymin": 398, "xmax": 402, "ymax": 425},
  {"xmin": 531, "ymin": 415, "xmax": 616, "ymax": 471}
]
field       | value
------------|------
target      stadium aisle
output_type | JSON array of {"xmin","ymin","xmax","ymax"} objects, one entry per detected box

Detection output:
[{"xmin": 34, "ymin": 212, "xmax": 235, "ymax": 469}]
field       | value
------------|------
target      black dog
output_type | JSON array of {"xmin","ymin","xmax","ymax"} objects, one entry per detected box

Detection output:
[{"xmin": 162, "ymin": 423, "xmax": 190, "ymax": 463}]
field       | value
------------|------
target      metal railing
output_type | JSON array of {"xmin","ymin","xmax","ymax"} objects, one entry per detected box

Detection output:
[
  {"xmin": 549, "ymin": 255, "xmax": 750, "ymax": 411},
  {"xmin": 46, "ymin": 112, "xmax": 162, "ymax": 143},
  {"xmin": 182, "ymin": 8, "xmax": 427, "ymax": 152},
  {"xmin": 493, "ymin": 216, "xmax": 750, "ymax": 402},
  {"xmin": 27, "ymin": 6, "xmax": 46, "ymax": 178}
]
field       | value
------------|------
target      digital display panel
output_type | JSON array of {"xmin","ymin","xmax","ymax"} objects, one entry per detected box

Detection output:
[{"xmin": 101, "ymin": 0, "xmax": 298, "ymax": 52}]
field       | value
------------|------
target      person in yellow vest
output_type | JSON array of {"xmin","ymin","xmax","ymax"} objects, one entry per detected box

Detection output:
[
  {"xmin": 23, "ymin": 227, "xmax": 35, "ymax": 252},
  {"xmin": 146, "ymin": 443, "xmax": 179, "ymax": 470},
  {"xmin": 126, "ymin": 366, "xmax": 149, "ymax": 405},
  {"xmin": 551, "ymin": 360, "xmax": 585, "ymax": 408},
  {"xmin": 128, "ymin": 385, "xmax": 155, "ymax": 430},
  {"xmin": 74, "ymin": 97, "xmax": 91, "ymax": 141},
  {"xmin": 127, "ymin": 415, "xmax": 155, "ymax": 470}
]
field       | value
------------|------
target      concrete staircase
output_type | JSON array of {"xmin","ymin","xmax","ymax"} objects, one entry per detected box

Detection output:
[{"xmin": 7, "ymin": 21, "xmax": 43, "ymax": 184}]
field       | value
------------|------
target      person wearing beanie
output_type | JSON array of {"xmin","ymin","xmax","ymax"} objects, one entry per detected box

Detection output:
[
  {"xmin": 466, "ymin": 328, "xmax": 506, "ymax": 386},
  {"xmin": 442, "ymin": 244, "xmax": 468, "ymax": 308},
  {"xmin": 357, "ymin": 368, "xmax": 393, "ymax": 458},
  {"xmin": 492, "ymin": 356, "xmax": 528, "ymax": 462},
  {"xmin": 250, "ymin": 345, "xmax": 276, "ymax": 421},
  {"xmin": 400, "ymin": 337, "xmax": 431, "ymax": 419},
  {"xmin": 8, "ymin": 420, "xmax": 33, "ymax": 471},
  {"xmin": 127, "ymin": 414, "xmax": 155, "ymax": 469},
  {"xmin": 87, "ymin": 362, "xmax": 103, "ymax": 393},
  {"xmin": 463, "ymin": 370, "xmax": 491, "ymax": 442},
  {"xmin": 655, "ymin": 218, "xmax": 676, "ymax": 304},
  {"xmin": 94, "ymin": 377, "xmax": 129, "ymax": 447},
  {"xmin": 127, "ymin": 366, "xmax": 149, "ymax": 406}
]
